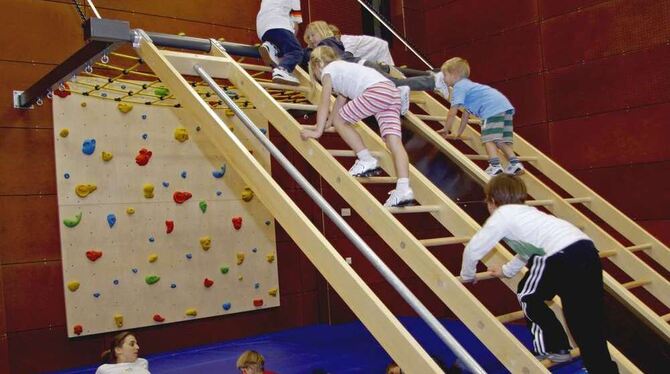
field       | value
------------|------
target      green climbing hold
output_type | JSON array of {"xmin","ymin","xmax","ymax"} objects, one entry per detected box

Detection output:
[
  {"xmin": 154, "ymin": 87, "xmax": 170, "ymax": 98},
  {"xmin": 220, "ymin": 266, "xmax": 229, "ymax": 274},
  {"xmin": 199, "ymin": 200, "xmax": 207, "ymax": 213},
  {"xmin": 145, "ymin": 275, "xmax": 160, "ymax": 285},
  {"xmin": 63, "ymin": 212, "xmax": 83, "ymax": 228}
]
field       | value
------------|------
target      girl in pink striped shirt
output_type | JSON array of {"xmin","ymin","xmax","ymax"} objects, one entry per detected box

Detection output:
[{"xmin": 300, "ymin": 46, "xmax": 414, "ymax": 207}]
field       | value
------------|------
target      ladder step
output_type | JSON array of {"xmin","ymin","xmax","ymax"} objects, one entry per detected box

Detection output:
[
  {"xmin": 302, "ymin": 124, "xmax": 336, "ymax": 133},
  {"xmin": 414, "ymin": 114, "xmax": 481, "ymax": 125},
  {"xmin": 661, "ymin": 312, "xmax": 670, "ymax": 322},
  {"xmin": 387, "ymin": 205, "xmax": 441, "ymax": 214},
  {"xmin": 420, "ymin": 237, "xmax": 471, "ymax": 247},
  {"xmin": 621, "ymin": 279, "xmax": 651, "ymax": 289},
  {"xmin": 496, "ymin": 310, "xmax": 525, "ymax": 323},
  {"xmin": 564, "ymin": 197, "xmax": 593, "ymax": 204},
  {"xmin": 457, "ymin": 271, "xmax": 495, "ymax": 283},
  {"xmin": 239, "ymin": 62, "xmax": 273, "ymax": 72},
  {"xmin": 280, "ymin": 102, "xmax": 317, "ymax": 111},
  {"xmin": 627, "ymin": 243, "xmax": 652, "ymax": 252},
  {"xmin": 599, "ymin": 250, "xmax": 618, "ymax": 258},
  {"xmin": 542, "ymin": 348, "xmax": 581, "ymax": 368},
  {"xmin": 464, "ymin": 154, "xmax": 538, "ymax": 162},
  {"xmin": 259, "ymin": 81, "xmax": 310, "ymax": 93},
  {"xmin": 326, "ymin": 149, "xmax": 383, "ymax": 157},
  {"xmin": 356, "ymin": 176, "xmax": 397, "ymax": 184},
  {"xmin": 410, "ymin": 98, "xmax": 426, "ymax": 104},
  {"xmin": 441, "ymin": 134, "xmax": 472, "ymax": 141},
  {"xmin": 525, "ymin": 199, "xmax": 554, "ymax": 207}
]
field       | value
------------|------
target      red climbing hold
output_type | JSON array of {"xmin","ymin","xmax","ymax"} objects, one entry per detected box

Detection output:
[
  {"xmin": 135, "ymin": 148, "xmax": 153, "ymax": 166},
  {"xmin": 73, "ymin": 324, "xmax": 83, "ymax": 335},
  {"xmin": 253, "ymin": 298, "xmax": 264, "ymax": 307},
  {"xmin": 165, "ymin": 220, "xmax": 174, "ymax": 234},
  {"xmin": 153, "ymin": 314, "xmax": 165, "ymax": 322},
  {"xmin": 86, "ymin": 250, "xmax": 103, "ymax": 262},
  {"xmin": 54, "ymin": 83, "xmax": 71, "ymax": 98},
  {"xmin": 232, "ymin": 216, "xmax": 242, "ymax": 230},
  {"xmin": 204, "ymin": 278, "xmax": 214, "ymax": 288},
  {"xmin": 173, "ymin": 191, "xmax": 192, "ymax": 204}
]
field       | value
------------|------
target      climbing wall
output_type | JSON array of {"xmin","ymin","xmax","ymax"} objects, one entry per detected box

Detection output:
[{"xmin": 52, "ymin": 80, "xmax": 279, "ymax": 337}]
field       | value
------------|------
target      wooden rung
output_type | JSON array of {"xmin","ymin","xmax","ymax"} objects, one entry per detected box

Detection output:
[
  {"xmin": 525, "ymin": 199, "xmax": 554, "ymax": 206},
  {"xmin": 387, "ymin": 205, "xmax": 441, "ymax": 214},
  {"xmin": 661, "ymin": 313, "xmax": 670, "ymax": 322},
  {"xmin": 541, "ymin": 348, "xmax": 580, "ymax": 368},
  {"xmin": 621, "ymin": 279, "xmax": 651, "ymax": 289},
  {"xmin": 564, "ymin": 197, "xmax": 593, "ymax": 204},
  {"xmin": 356, "ymin": 176, "xmax": 397, "ymax": 184},
  {"xmin": 239, "ymin": 62, "xmax": 273, "ymax": 72},
  {"xmin": 302, "ymin": 125, "xmax": 336, "ymax": 133},
  {"xmin": 279, "ymin": 102, "xmax": 318, "ymax": 111},
  {"xmin": 464, "ymin": 154, "xmax": 538, "ymax": 162},
  {"xmin": 627, "ymin": 243, "xmax": 652, "ymax": 252},
  {"xmin": 409, "ymin": 98, "xmax": 426, "ymax": 104},
  {"xmin": 496, "ymin": 310, "xmax": 525, "ymax": 323},
  {"xmin": 326, "ymin": 149, "xmax": 383, "ymax": 157},
  {"xmin": 441, "ymin": 134, "xmax": 472, "ymax": 141},
  {"xmin": 457, "ymin": 271, "xmax": 495, "ymax": 283},
  {"xmin": 414, "ymin": 114, "xmax": 480, "ymax": 125},
  {"xmin": 599, "ymin": 250, "xmax": 618, "ymax": 258},
  {"xmin": 420, "ymin": 237, "xmax": 471, "ymax": 247},
  {"xmin": 259, "ymin": 81, "xmax": 310, "ymax": 93}
]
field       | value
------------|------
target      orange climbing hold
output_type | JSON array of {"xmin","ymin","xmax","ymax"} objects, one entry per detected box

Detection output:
[
  {"xmin": 86, "ymin": 250, "xmax": 103, "ymax": 262},
  {"xmin": 73, "ymin": 324, "xmax": 83, "ymax": 335},
  {"xmin": 54, "ymin": 83, "xmax": 71, "ymax": 98},
  {"xmin": 165, "ymin": 220, "xmax": 174, "ymax": 234},
  {"xmin": 153, "ymin": 314, "xmax": 165, "ymax": 322},
  {"xmin": 203, "ymin": 278, "xmax": 214, "ymax": 288},
  {"xmin": 173, "ymin": 191, "xmax": 192, "ymax": 204},
  {"xmin": 253, "ymin": 298, "xmax": 264, "ymax": 307},
  {"xmin": 135, "ymin": 148, "xmax": 152, "ymax": 166},
  {"xmin": 232, "ymin": 216, "xmax": 242, "ymax": 230}
]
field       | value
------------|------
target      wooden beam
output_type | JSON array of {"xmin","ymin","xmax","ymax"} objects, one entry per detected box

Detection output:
[
  {"xmin": 239, "ymin": 62, "xmax": 272, "ymax": 72},
  {"xmin": 622, "ymin": 280, "xmax": 652, "ymax": 290},
  {"xmin": 388, "ymin": 205, "xmax": 441, "ymax": 214},
  {"xmin": 279, "ymin": 102, "xmax": 317, "ymax": 111},
  {"xmin": 599, "ymin": 250, "xmax": 618, "ymax": 258},
  {"xmin": 327, "ymin": 149, "xmax": 382, "ymax": 157},
  {"xmin": 464, "ymin": 154, "xmax": 538, "ymax": 162},
  {"xmin": 258, "ymin": 81, "xmax": 311, "ymax": 93},
  {"xmin": 526, "ymin": 199, "xmax": 555, "ymax": 207},
  {"xmin": 564, "ymin": 197, "xmax": 593, "ymax": 204},
  {"xmin": 420, "ymin": 237, "xmax": 471, "ymax": 247},
  {"xmin": 414, "ymin": 114, "xmax": 481, "ymax": 125},
  {"xmin": 356, "ymin": 176, "xmax": 397, "ymax": 184},
  {"xmin": 627, "ymin": 244, "xmax": 652, "ymax": 253}
]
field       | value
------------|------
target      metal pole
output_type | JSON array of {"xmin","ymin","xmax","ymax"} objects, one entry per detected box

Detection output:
[
  {"xmin": 357, "ymin": 0, "xmax": 433, "ymax": 70},
  {"xmin": 193, "ymin": 62, "xmax": 485, "ymax": 374},
  {"xmin": 86, "ymin": 0, "xmax": 102, "ymax": 19}
]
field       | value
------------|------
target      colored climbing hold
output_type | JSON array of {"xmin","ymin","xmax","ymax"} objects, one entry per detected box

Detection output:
[
  {"xmin": 162, "ymin": 181, "xmax": 170, "ymax": 188},
  {"xmin": 54, "ymin": 83, "xmax": 70, "ymax": 98},
  {"xmin": 135, "ymin": 148, "xmax": 152, "ymax": 166},
  {"xmin": 82, "ymin": 139, "xmax": 96, "ymax": 155},
  {"xmin": 238, "ymin": 275, "xmax": 243, "ymax": 281},
  {"xmin": 75, "ymin": 184, "xmax": 97, "ymax": 198},
  {"xmin": 86, "ymin": 250, "xmax": 103, "ymax": 262},
  {"xmin": 59, "ymin": 128, "xmax": 69, "ymax": 138},
  {"xmin": 212, "ymin": 165, "xmax": 226, "ymax": 179},
  {"xmin": 268, "ymin": 288, "xmax": 278, "ymax": 297},
  {"xmin": 171, "ymin": 283, "xmax": 177, "ymax": 288},
  {"xmin": 253, "ymin": 298, "xmax": 264, "ymax": 307},
  {"xmin": 101, "ymin": 151, "xmax": 113, "ymax": 161},
  {"xmin": 173, "ymin": 191, "xmax": 192, "ymax": 204},
  {"xmin": 73, "ymin": 324, "xmax": 83, "ymax": 335},
  {"xmin": 266, "ymin": 253, "xmax": 275, "ymax": 263},
  {"xmin": 185, "ymin": 253, "xmax": 192, "ymax": 260},
  {"xmin": 260, "ymin": 128, "xmax": 268, "ymax": 135},
  {"xmin": 236, "ymin": 252, "xmax": 245, "ymax": 265},
  {"xmin": 220, "ymin": 266, "xmax": 229, "ymax": 274},
  {"xmin": 254, "ymin": 282, "xmax": 260, "ymax": 289},
  {"xmin": 174, "ymin": 127, "xmax": 189, "ymax": 142},
  {"xmin": 203, "ymin": 278, "xmax": 214, "ymax": 288},
  {"xmin": 199, "ymin": 200, "xmax": 207, "ymax": 213},
  {"xmin": 265, "ymin": 220, "xmax": 271, "ymax": 226},
  {"xmin": 117, "ymin": 102, "xmax": 133, "ymax": 113},
  {"xmin": 154, "ymin": 87, "xmax": 170, "ymax": 98},
  {"xmin": 113, "ymin": 279, "xmax": 119, "ymax": 285},
  {"xmin": 165, "ymin": 220, "xmax": 174, "ymax": 234},
  {"xmin": 252, "ymin": 248, "xmax": 258, "ymax": 253},
  {"xmin": 126, "ymin": 207, "xmax": 135, "ymax": 215},
  {"xmin": 141, "ymin": 133, "xmax": 148, "ymax": 140},
  {"xmin": 180, "ymin": 170, "xmax": 187, "ymax": 179},
  {"xmin": 148, "ymin": 254, "xmax": 158, "ymax": 263},
  {"xmin": 222, "ymin": 302, "xmax": 231, "ymax": 311},
  {"xmin": 81, "ymin": 101, "xmax": 87, "ymax": 107},
  {"xmin": 143, "ymin": 183, "xmax": 154, "ymax": 199},
  {"xmin": 63, "ymin": 212, "xmax": 82, "ymax": 228},
  {"xmin": 114, "ymin": 314, "xmax": 124, "ymax": 328},
  {"xmin": 132, "ymin": 268, "xmax": 138, "ymax": 274},
  {"xmin": 107, "ymin": 213, "xmax": 116, "ymax": 228},
  {"xmin": 93, "ymin": 292, "xmax": 101, "ymax": 298},
  {"xmin": 200, "ymin": 236, "xmax": 211, "ymax": 251},
  {"xmin": 148, "ymin": 236, "xmax": 155, "ymax": 243},
  {"xmin": 153, "ymin": 314, "xmax": 165, "ymax": 322},
  {"xmin": 241, "ymin": 188, "xmax": 254, "ymax": 202},
  {"xmin": 216, "ymin": 191, "xmax": 222, "ymax": 196},
  {"xmin": 64, "ymin": 173, "xmax": 70, "ymax": 179},
  {"xmin": 232, "ymin": 216, "xmax": 242, "ymax": 230},
  {"xmin": 195, "ymin": 126, "xmax": 201, "ymax": 132},
  {"xmin": 141, "ymin": 114, "xmax": 147, "ymax": 120},
  {"xmin": 185, "ymin": 308, "xmax": 197, "ymax": 317},
  {"xmin": 145, "ymin": 275, "xmax": 160, "ymax": 285},
  {"xmin": 67, "ymin": 281, "xmax": 80, "ymax": 292}
]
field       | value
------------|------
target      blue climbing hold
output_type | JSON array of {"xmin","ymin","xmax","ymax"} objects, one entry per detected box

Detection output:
[
  {"xmin": 185, "ymin": 253, "xmax": 192, "ymax": 260},
  {"xmin": 212, "ymin": 165, "xmax": 226, "ymax": 179},
  {"xmin": 162, "ymin": 181, "xmax": 169, "ymax": 188},
  {"xmin": 216, "ymin": 190, "xmax": 222, "ymax": 196},
  {"xmin": 93, "ymin": 292, "xmax": 100, "ymax": 298},
  {"xmin": 107, "ymin": 213, "xmax": 116, "ymax": 228},
  {"xmin": 82, "ymin": 139, "xmax": 96, "ymax": 155},
  {"xmin": 149, "ymin": 236, "xmax": 155, "ymax": 243},
  {"xmin": 170, "ymin": 283, "xmax": 177, "ymax": 289},
  {"xmin": 113, "ymin": 279, "xmax": 119, "ymax": 285},
  {"xmin": 132, "ymin": 268, "xmax": 138, "ymax": 274},
  {"xmin": 142, "ymin": 133, "xmax": 148, "ymax": 140},
  {"xmin": 101, "ymin": 92, "xmax": 107, "ymax": 97},
  {"xmin": 252, "ymin": 248, "xmax": 258, "ymax": 253},
  {"xmin": 141, "ymin": 114, "xmax": 147, "ymax": 120},
  {"xmin": 222, "ymin": 302, "xmax": 231, "ymax": 310},
  {"xmin": 260, "ymin": 128, "xmax": 267, "ymax": 135},
  {"xmin": 121, "ymin": 84, "xmax": 127, "ymax": 90},
  {"xmin": 180, "ymin": 171, "xmax": 187, "ymax": 179},
  {"xmin": 64, "ymin": 173, "xmax": 70, "ymax": 179},
  {"xmin": 254, "ymin": 282, "xmax": 260, "ymax": 289}
]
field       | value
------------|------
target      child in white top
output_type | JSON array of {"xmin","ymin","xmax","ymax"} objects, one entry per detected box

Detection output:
[
  {"xmin": 461, "ymin": 175, "xmax": 618, "ymax": 373},
  {"xmin": 300, "ymin": 46, "xmax": 414, "ymax": 207},
  {"xmin": 96, "ymin": 332, "xmax": 150, "ymax": 374},
  {"xmin": 328, "ymin": 23, "xmax": 395, "ymax": 66},
  {"xmin": 256, "ymin": 0, "xmax": 304, "ymax": 86}
]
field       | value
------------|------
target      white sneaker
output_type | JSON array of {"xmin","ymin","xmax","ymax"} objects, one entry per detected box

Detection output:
[
  {"xmin": 504, "ymin": 162, "xmax": 525, "ymax": 175},
  {"xmin": 272, "ymin": 67, "xmax": 300, "ymax": 86},
  {"xmin": 485, "ymin": 164, "xmax": 503, "ymax": 177},
  {"xmin": 434, "ymin": 72, "xmax": 450, "ymax": 99},
  {"xmin": 535, "ymin": 350, "xmax": 572, "ymax": 363},
  {"xmin": 259, "ymin": 41, "xmax": 279, "ymax": 67},
  {"xmin": 348, "ymin": 158, "xmax": 381, "ymax": 177},
  {"xmin": 398, "ymin": 85, "xmax": 410, "ymax": 115},
  {"xmin": 384, "ymin": 188, "xmax": 415, "ymax": 207}
]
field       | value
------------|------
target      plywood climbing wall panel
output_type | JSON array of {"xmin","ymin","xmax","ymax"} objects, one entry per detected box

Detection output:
[{"xmin": 52, "ymin": 86, "xmax": 278, "ymax": 337}]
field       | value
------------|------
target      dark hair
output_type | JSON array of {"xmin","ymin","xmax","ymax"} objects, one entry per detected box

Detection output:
[
  {"xmin": 485, "ymin": 174, "xmax": 527, "ymax": 206},
  {"xmin": 101, "ymin": 331, "xmax": 135, "ymax": 363}
]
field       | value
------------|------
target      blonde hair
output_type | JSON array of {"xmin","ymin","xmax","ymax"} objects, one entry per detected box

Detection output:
[
  {"xmin": 308, "ymin": 45, "xmax": 339, "ymax": 93},
  {"xmin": 304, "ymin": 20, "xmax": 335, "ymax": 44},
  {"xmin": 328, "ymin": 23, "xmax": 341, "ymax": 38},
  {"xmin": 236, "ymin": 350, "xmax": 265, "ymax": 370},
  {"xmin": 441, "ymin": 57, "xmax": 470, "ymax": 79}
]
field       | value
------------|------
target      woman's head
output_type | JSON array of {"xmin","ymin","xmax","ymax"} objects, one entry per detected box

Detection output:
[
  {"xmin": 237, "ymin": 350, "xmax": 265, "ymax": 374},
  {"xmin": 304, "ymin": 20, "xmax": 335, "ymax": 48},
  {"xmin": 485, "ymin": 174, "xmax": 527, "ymax": 212},
  {"xmin": 101, "ymin": 331, "xmax": 140, "ymax": 364}
]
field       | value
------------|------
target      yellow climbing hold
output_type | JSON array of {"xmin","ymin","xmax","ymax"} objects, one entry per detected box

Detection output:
[
  {"xmin": 268, "ymin": 288, "xmax": 278, "ymax": 297},
  {"xmin": 117, "ymin": 102, "xmax": 133, "ymax": 113},
  {"xmin": 185, "ymin": 308, "xmax": 197, "ymax": 317},
  {"xmin": 148, "ymin": 253, "xmax": 158, "ymax": 263},
  {"xmin": 143, "ymin": 183, "xmax": 154, "ymax": 199},
  {"xmin": 200, "ymin": 236, "xmax": 211, "ymax": 251},
  {"xmin": 80, "ymin": 101, "xmax": 87, "ymax": 107},
  {"xmin": 178, "ymin": 32, "xmax": 186, "ymax": 36},
  {"xmin": 114, "ymin": 314, "xmax": 124, "ymax": 328},
  {"xmin": 67, "ymin": 281, "xmax": 80, "ymax": 292},
  {"xmin": 241, "ymin": 188, "xmax": 254, "ymax": 202},
  {"xmin": 126, "ymin": 207, "xmax": 135, "ymax": 215},
  {"xmin": 236, "ymin": 252, "xmax": 245, "ymax": 265},
  {"xmin": 59, "ymin": 128, "xmax": 69, "ymax": 137},
  {"xmin": 224, "ymin": 108, "xmax": 235, "ymax": 117},
  {"xmin": 101, "ymin": 151, "xmax": 113, "ymax": 161},
  {"xmin": 174, "ymin": 127, "xmax": 189, "ymax": 142},
  {"xmin": 238, "ymin": 275, "xmax": 243, "ymax": 281},
  {"xmin": 266, "ymin": 253, "xmax": 275, "ymax": 263},
  {"xmin": 75, "ymin": 184, "xmax": 97, "ymax": 198}
]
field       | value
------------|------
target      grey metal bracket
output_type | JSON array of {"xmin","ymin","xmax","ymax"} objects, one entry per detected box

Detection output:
[{"xmin": 13, "ymin": 91, "xmax": 33, "ymax": 109}]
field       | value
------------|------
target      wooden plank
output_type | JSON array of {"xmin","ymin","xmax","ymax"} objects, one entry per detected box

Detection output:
[
  {"xmin": 326, "ymin": 149, "xmax": 383, "ymax": 158},
  {"xmin": 279, "ymin": 102, "xmax": 318, "ymax": 111},
  {"xmin": 420, "ymin": 237, "xmax": 471, "ymax": 247},
  {"xmin": 414, "ymin": 114, "xmax": 481, "ymax": 125},
  {"xmin": 621, "ymin": 280, "xmax": 652, "ymax": 290},
  {"xmin": 496, "ymin": 310, "xmax": 525, "ymax": 323},
  {"xmin": 599, "ymin": 250, "xmax": 618, "ymax": 258},
  {"xmin": 627, "ymin": 244, "xmax": 652, "ymax": 253},
  {"xmin": 464, "ymin": 154, "xmax": 538, "ymax": 162},
  {"xmin": 258, "ymin": 81, "xmax": 311, "ymax": 93},
  {"xmin": 151, "ymin": 44, "xmax": 443, "ymax": 373},
  {"xmin": 526, "ymin": 199, "xmax": 555, "ymax": 207},
  {"xmin": 387, "ymin": 205, "xmax": 441, "ymax": 214},
  {"xmin": 564, "ymin": 197, "xmax": 593, "ymax": 204}
]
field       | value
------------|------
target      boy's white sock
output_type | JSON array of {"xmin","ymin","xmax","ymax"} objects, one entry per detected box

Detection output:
[
  {"xmin": 396, "ymin": 177, "xmax": 410, "ymax": 192},
  {"xmin": 356, "ymin": 149, "xmax": 375, "ymax": 162}
]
